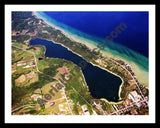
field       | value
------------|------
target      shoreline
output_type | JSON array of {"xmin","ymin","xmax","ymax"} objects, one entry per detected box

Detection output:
[
  {"xmin": 33, "ymin": 12, "xmax": 99, "ymax": 50},
  {"xmin": 90, "ymin": 62, "xmax": 124, "ymax": 101},
  {"xmin": 30, "ymin": 38, "xmax": 124, "ymax": 104},
  {"xmin": 31, "ymin": 11, "xmax": 147, "ymax": 104},
  {"xmin": 33, "ymin": 11, "xmax": 148, "ymax": 87}
]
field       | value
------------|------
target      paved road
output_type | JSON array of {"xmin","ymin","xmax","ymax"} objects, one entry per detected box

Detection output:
[
  {"xmin": 110, "ymin": 98, "xmax": 148, "ymax": 115},
  {"xmin": 111, "ymin": 59, "xmax": 144, "ymax": 99},
  {"xmin": 12, "ymin": 104, "xmax": 36, "ymax": 113}
]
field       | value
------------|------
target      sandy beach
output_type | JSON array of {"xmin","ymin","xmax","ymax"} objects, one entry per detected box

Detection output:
[
  {"xmin": 33, "ymin": 11, "xmax": 149, "ymax": 87},
  {"xmin": 33, "ymin": 12, "xmax": 98, "ymax": 50},
  {"xmin": 101, "ymin": 50, "xmax": 149, "ymax": 87},
  {"xmin": 90, "ymin": 61, "xmax": 124, "ymax": 102}
]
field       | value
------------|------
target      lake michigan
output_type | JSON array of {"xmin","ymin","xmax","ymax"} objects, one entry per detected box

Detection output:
[{"xmin": 34, "ymin": 11, "xmax": 149, "ymax": 87}]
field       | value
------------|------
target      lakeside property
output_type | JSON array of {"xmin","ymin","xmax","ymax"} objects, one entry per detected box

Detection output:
[
  {"xmin": 11, "ymin": 11, "xmax": 149, "ymax": 115},
  {"xmin": 30, "ymin": 38, "xmax": 122, "ymax": 102},
  {"xmin": 34, "ymin": 11, "xmax": 149, "ymax": 87}
]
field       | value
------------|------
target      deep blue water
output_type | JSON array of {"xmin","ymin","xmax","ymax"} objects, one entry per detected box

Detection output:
[
  {"xmin": 43, "ymin": 11, "xmax": 149, "ymax": 58},
  {"xmin": 30, "ymin": 38, "xmax": 122, "ymax": 102}
]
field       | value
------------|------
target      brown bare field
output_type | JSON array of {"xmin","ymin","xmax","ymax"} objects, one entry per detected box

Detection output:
[{"xmin": 15, "ymin": 72, "xmax": 38, "ymax": 87}]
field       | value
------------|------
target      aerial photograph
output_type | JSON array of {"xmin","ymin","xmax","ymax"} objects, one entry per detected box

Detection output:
[{"xmin": 11, "ymin": 10, "xmax": 149, "ymax": 116}]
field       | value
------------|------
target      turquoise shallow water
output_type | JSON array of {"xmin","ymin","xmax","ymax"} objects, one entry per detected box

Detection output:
[
  {"xmin": 34, "ymin": 11, "xmax": 149, "ymax": 86},
  {"xmin": 43, "ymin": 11, "xmax": 149, "ymax": 58}
]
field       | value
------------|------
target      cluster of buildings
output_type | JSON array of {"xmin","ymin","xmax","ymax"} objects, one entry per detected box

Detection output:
[
  {"xmin": 128, "ymin": 91, "xmax": 143, "ymax": 107},
  {"xmin": 92, "ymin": 57, "xmax": 149, "ymax": 115},
  {"xmin": 111, "ymin": 90, "xmax": 148, "ymax": 115}
]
